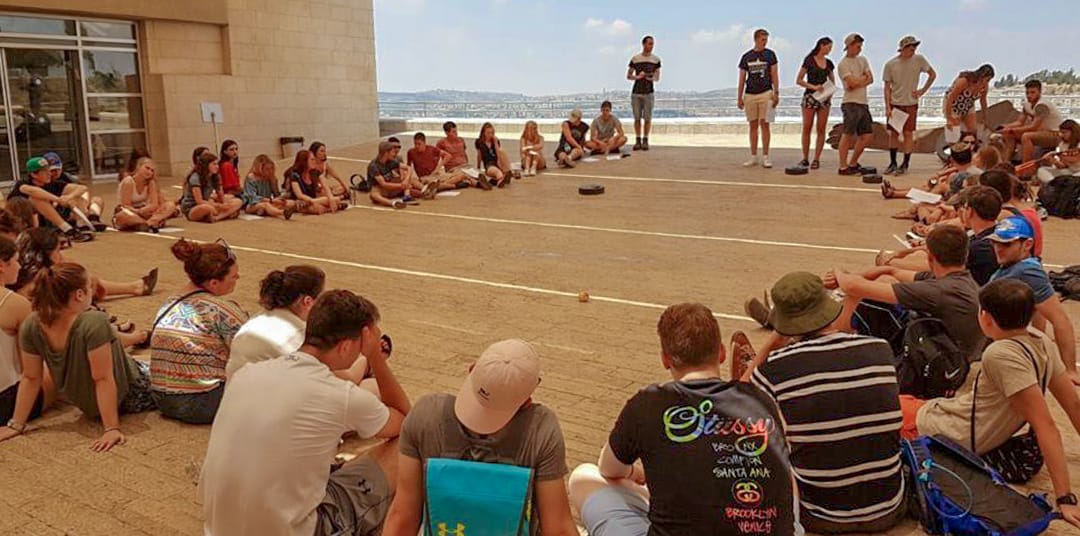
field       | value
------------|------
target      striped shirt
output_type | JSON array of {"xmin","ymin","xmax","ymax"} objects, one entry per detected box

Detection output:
[
  {"xmin": 150, "ymin": 293, "xmax": 247, "ymax": 394},
  {"xmin": 751, "ymin": 332, "xmax": 904, "ymax": 526}
]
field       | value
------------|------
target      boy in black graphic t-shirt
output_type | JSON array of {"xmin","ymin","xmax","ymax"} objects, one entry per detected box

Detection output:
[{"xmin": 570, "ymin": 303, "xmax": 801, "ymax": 536}]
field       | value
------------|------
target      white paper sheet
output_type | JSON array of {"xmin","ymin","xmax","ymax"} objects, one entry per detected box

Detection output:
[
  {"xmin": 462, "ymin": 167, "xmax": 480, "ymax": 179},
  {"xmin": 906, "ymin": 188, "xmax": 942, "ymax": 205},
  {"xmin": 944, "ymin": 125, "xmax": 962, "ymax": 143},
  {"xmin": 237, "ymin": 214, "xmax": 264, "ymax": 221},
  {"xmin": 582, "ymin": 157, "xmax": 600, "ymax": 163},
  {"xmin": 766, "ymin": 102, "xmax": 776, "ymax": 123},
  {"xmin": 156, "ymin": 227, "xmax": 184, "ymax": 234},
  {"xmin": 436, "ymin": 191, "xmax": 462, "ymax": 198},
  {"xmin": 888, "ymin": 108, "xmax": 910, "ymax": 134},
  {"xmin": 812, "ymin": 80, "xmax": 837, "ymax": 102},
  {"xmin": 606, "ymin": 154, "xmax": 622, "ymax": 161}
]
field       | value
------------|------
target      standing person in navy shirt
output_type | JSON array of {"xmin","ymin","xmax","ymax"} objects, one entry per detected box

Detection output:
[
  {"xmin": 738, "ymin": 29, "xmax": 780, "ymax": 169},
  {"xmin": 628, "ymin": 35, "xmax": 661, "ymax": 151}
]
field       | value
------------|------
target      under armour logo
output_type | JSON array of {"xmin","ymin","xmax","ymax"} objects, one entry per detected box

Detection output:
[
  {"xmin": 355, "ymin": 478, "xmax": 372, "ymax": 495},
  {"xmin": 477, "ymin": 387, "xmax": 491, "ymax": 400},
  {"xmin": 436, "ymin": 522, "xmax": 466, "ymax": 536}
]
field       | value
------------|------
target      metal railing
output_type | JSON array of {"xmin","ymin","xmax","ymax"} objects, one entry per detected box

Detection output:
[{"xmin": 378, "ymin": 92, "xmax": 1080, "ymax": 121}]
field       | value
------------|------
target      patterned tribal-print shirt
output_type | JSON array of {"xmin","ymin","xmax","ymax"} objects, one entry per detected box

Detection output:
[{"xmin": 150, "ymin": 292, "xmax": 248, "ymax": 394}]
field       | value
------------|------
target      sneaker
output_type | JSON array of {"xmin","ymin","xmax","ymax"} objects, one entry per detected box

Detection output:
[
  {"xmin": 798, "ymin": 159, "xmax": 810, "ymax": 168},
  {"xmin": 729, "ymin": 331, "xmax": 756, "ymax": 382},
  {"xmin": 896, "ymin": 164, "xmax": 908, "ymax": 176},
  {"xmin": 632, "ymin": 141, "xmax": 642, "ymax": 151},
  {"xmin": 743, "ymin": 155, "xmax": 760, "ymax": 167},
  {"xmin": 564, "ymin": 157, "xmax": 577, "ymax": 168},
  {"xmin": 402, "ymin": 194, "xmax": 420, "ymax": 205},
  {"xmin": 641, "ymin": 139, "xmax": 649, "ymax": 151},
  {"xmin": 743, "ymin": 296, "xmax": 772, "ymax": 329},
  {"xmin": 762, "ymin": 156, "xmax": 773, "ymax": 169},
  {"xmin": 885, "ymin": 163, "xmax": 898, "ymax": 175},
  {"xmin": 476, "ymin": 176, "xmax": 493, "ymax": 190},
  {"xmin": 838, "ymin": 166, "xmax": 861, "ymax": 176},
  {"xmin": 64, "ymin": 227, "xmax": 93, "ymax": 243},
  {"xmin": 283, "ymin": 205, "xmax": 297, "ymax": 220},
  {"xmin": 1037, "ymin": 205, "xmax": 1049, "ymax": 220},
  {"xmin": 391, "ymin": 199, "xmax": 406, "ymax": 209},
  {"xmin": 421, "ymin": 182, "xmax": 438, "ymax": 200},
  {"xmin": 141, "ymin": 268, "xmax": 159, "ymax": 296}
]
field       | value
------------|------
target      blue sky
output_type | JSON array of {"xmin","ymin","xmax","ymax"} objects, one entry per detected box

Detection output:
[{"xmin": 374, "ymin": 0, "xmax": 1080, "ymax": 95}]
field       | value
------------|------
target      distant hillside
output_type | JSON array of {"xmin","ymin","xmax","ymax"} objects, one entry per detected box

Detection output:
[{"xmin": 378, "ymin": 89, "xmax": 529, "ymax": 102}]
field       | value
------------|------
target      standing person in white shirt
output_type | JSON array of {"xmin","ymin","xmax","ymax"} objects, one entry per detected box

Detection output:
[
  {"xmin": 200, "ymin": 290, "xmax": 411, "ymax": 536},
  {"xmin": 837, "ymin": 33, "xmax": 875, "ymax": 176},
  {"xmin": 883, "ymin": 36, "xmax": 936, "ymax": 176}
]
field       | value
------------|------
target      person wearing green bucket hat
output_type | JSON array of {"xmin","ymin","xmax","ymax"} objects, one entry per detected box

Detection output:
[{"xmin": 746, "ymin": 272, "xmax": 907, "ymax": 534}]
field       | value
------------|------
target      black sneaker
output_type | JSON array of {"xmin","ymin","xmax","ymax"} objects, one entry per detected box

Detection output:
[
  {"xmin": 798, "ymin": 159, "xmax": 810, "ymax": 168},
  {"xmin": 884, "ymin": 163, "xmax": 898, "ymax": 175},
  {"xmin": 838, "ymin": 166, "xmax": 861, "ymax": 176},
  {"xmin": 896, "ymin": 164, "xmax": 908, "ymax": 176},
  {"xmin": 641, "ymin": 139, "xmax": 650, "ymax": 151},
  {"xmin": 632, "ymin": 141, "xmax": 642, "ymax": 151},
  {"xmin": 64, "ymin": 227, "xmax": 93, "ymax": 243}
]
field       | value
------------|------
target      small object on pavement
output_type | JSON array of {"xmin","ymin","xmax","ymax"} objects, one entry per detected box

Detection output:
[
  {"xmin": 784, "ymin": 165, "xmax": 809, "ymax": 175},
  {"xmin": 578, "ymin": 184, "xmax": 605, "ymax": 195},
  {"xmin": 862, "ymin": 173, "xmax": 883, "ymax": 184},
  {"xmin": 578, "ymin": 291, "xmax": 590, "ymax": 303}
]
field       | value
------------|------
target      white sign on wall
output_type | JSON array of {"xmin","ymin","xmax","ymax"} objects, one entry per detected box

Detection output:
[{"xmin": 201, "ymin": 102, "xmax": 224, "ymax": 123}]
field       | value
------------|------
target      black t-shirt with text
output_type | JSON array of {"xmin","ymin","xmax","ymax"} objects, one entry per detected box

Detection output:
[
  {"xmin": 608, "ymin": 379, "xmax": 798, "ymax": 536},
  {"xmin": 967, "ymin": 227, "xmax": 999, "ymax": 286},
  {"xmin": 556, "ymin": 121, "xmax": 589, "ymax": 155},
  {"xmin": 739, "ymin": 48, "xmax": 779, "ymax": 95}
]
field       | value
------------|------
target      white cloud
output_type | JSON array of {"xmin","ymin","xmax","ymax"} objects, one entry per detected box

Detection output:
[
  {"xmin": 959, "ymin": 0, "xmax": 986, "ymax": 10},
  {"xmin": 584, "ymin": 18, "xmax": 633, "ymax": 36},
  {"xmin": 691, "ymin": 24, "xmax": 744, "ymax": 45}
]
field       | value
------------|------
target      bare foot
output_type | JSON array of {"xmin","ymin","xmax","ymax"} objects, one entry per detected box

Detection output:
[{"xmin": 1068, "ymin": 370, "xmax": 1080, "ymax": 387}]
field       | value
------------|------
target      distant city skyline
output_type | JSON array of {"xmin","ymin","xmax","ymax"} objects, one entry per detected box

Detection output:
[{"xmin": 374, "ymin": 0, "xmax": 1080, "ymax": 96}]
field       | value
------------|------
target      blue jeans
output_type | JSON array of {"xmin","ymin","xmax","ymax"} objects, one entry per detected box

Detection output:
[{"xmin": 152, "ymin": 382, "xmax": 224, "ymax": 424}]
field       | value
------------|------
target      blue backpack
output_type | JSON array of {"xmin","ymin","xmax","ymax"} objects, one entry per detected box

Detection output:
[
  {"xmin": 901, "ymin": 435, "xmax": 1057, "ymax": 535},
  {"xmin": 424, "ymin": 458, "xmax": 534, "ymax": 536}
]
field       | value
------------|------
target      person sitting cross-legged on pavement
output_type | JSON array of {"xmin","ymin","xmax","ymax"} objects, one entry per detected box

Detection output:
[
  {"xmin": 382, "ymin": 339, "xmax": 579, "ymax": 536},
  {"xmin": 368, "ymin": 142, "xmax": 434, "ymax": 209},
  {"xmin": 569, "ymin": 303, "xmax": 801, "ymax": 536},
  {"xmin": 201, "ymin": 290, "xmax": 411, "ymax": 536},
  {"xmin": 987, "ymin": 215, "xmax": 1079, "ymax": 385},
  {"xmin": 586, "ymin": 100, "xmax": 628, "ymax": 156},
  {"xmin": 827, "ymin": 225, "xmax": 985, "ymax": 364},
  {"xmin": 407, "ymin": 132, "xmax": 469, "ymax": 190},
  {"xmin": 899, "ymin": 278, "xmax": 1080, "ymax": 529},
  {"xmin": 747, "ymin": 272, "xmax": 906, "ymax": 534},
  {"xmin": 555, "ymin": 109, "xmax": 589, "ymax": 168},
  {"xmin": 7, "ymin": 157, "xmax": 92, "ymax": 243}
]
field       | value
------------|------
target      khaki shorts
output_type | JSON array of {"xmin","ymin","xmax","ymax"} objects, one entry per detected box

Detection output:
[
  {"xmin": 744, "ymin": 92, "xmax": 773, "ymax": 123},
  {"xmin": 315, "ymin": 457, "xmax": 392, "ymax": 536},
  {"xmin": 1027, "ymin": 130, "xmax": 1060, "ymax": 150}
]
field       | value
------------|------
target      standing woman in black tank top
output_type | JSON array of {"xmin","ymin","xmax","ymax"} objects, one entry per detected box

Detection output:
[{"xmin": 796, "ymin": 37, "xmax": 836, "ymax": 169}]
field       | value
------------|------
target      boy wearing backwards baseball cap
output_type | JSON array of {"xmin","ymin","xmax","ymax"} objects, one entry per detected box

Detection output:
[
  {"xmin": 988, "ymin": 215, "xmax": 1079, "ymax": 385},
  {"xmin": 6, "ymin": 157, "xmax": 92, "ymax": 242},
  {"xmin": 382, "ymin": 339, "xmax": 578, "ymax": 536},
  {"xmin": 569, "ymin": 303, "xmax": 800, "ymax": 536}
]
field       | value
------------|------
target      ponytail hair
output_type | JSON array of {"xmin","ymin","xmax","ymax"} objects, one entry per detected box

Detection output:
[
  {"xmin": 171, "ymin": 238, "xmax": 235, "ymax": 287},
  {"xmin": 804, "ymin": 36, "xmax": 832, "ymax": 65},
  {"xmin": 258, "ymin": 265, "xmax": 325, "ymax": 310},
  {"xmin": 32, "ymin": 262, "xmax": 88, "ymax": 325}
]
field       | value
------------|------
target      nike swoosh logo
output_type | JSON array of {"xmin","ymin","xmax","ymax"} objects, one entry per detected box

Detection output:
[{"xmin": 944, "ymin": 369, "xmax": 962, "ymax": 380}]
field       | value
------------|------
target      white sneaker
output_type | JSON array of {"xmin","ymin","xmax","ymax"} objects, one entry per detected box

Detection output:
[
  {"xmin": 742, "ymin": 155, "xmax": 760, "ymax": 167},
  {"xmin": 762, "ymin": 156, "xmax": 773, "ymax": 168}
]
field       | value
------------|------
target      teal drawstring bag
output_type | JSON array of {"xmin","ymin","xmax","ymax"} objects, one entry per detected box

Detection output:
[{"xmin": 424, "ymin": 458, "xmax": 534, "ymax": 536}]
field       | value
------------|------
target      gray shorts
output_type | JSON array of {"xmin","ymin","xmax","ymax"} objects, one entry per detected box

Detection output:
[
  {"xmin": 841, "ymin": 103, "xmax": 873, "ymax": 136},
  {"xmin": 315, "ymin": 457, "xmax": 392, "ymax": 536},
  {"xmin": 580, "ymin": 486, "xmax": 650, "ymax": 536},
  {"xmin": 631, "ymin": 93, "xmax": 654, "ymax": 122}
]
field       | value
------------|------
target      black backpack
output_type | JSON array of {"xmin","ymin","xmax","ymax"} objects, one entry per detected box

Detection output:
[
  {"xmin": 896, "ymin": 318, "xmax": 969, "ymax": 398},
  {"xmin": 1049, "ymin": 264, "xmax": 1080, "ymax": 301},
  {"xmin": 1037, "ymin": 175, "xmax": 1080, "ymax": 219}
]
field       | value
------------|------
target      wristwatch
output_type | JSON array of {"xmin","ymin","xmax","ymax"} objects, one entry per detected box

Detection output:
[{"xmin": 1057, "ymin": 492, "xmax": 1078, "ymax": 507}]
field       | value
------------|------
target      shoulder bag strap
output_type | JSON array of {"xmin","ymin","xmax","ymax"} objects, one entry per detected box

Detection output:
[
  {"xmin": 149, "ymin": 289, "xmax": 208, "ymax": 334},
  {"xmin": 969, "ymin": 370, "xmax": 982, "ymax": 451},
  {"xmin": 972, "ymin": 339, "xmax": 1048, "ymax": 449}
]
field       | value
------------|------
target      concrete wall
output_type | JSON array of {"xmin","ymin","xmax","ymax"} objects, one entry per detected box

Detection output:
[
  {"xmin": 143, "ymin": 0, "xmax": 380, "ymax": 176},
  {"xmin": 0, "ymin": 0, "xmax": 380, "ymax": 178}
]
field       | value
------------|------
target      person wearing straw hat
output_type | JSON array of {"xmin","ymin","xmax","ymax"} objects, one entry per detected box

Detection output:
[
  {"xmin": 568, "ymin": 303, "xmax": 799, "ymax": 536},
  {"xmin": 882, "ymin": 36, "xmax": 936, "ymax": 176},
  {"xmin": 746, "ymin": 272, "xmax": 906, "ymax": 534},
  {"xmin": 555, "ymin": 108, "xmax": 589, "ymax": 168},
  {"xmin": 383, "ymin": 339, "xmax": 579, "ymax": 536}
]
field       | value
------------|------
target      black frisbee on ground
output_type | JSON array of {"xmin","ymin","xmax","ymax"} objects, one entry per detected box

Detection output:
[
  {"xmin": 784, "ymin": 165, "xmax": 808, "ymax": 175},
  {"xmin": 859, "ymin": 166, "xmax": 878, "ymax": 175},
  {"xmin": 579, "ymin": 184, "xmax": 605, "ymax": 195},
  {"xmin": 862, "ymin": 173, "xmax": 883, "ymax": 184}
]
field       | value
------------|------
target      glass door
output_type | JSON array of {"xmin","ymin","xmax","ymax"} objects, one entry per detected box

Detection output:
[
  {"xmin": 0, "ymin": 55, "xmax": 14, "ymax": 185},
  {"xmin": 5, "ymin": 48, "xmax": 82, "ymax": 182}
]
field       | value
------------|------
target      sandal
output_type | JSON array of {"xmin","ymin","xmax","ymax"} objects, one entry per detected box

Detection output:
[
  {"xmin": 810, "ymin": 160, "xmax": 820, "ymax": 170},
  {"xmin": 875, "ymin": 250, "xmax": 896, "ymax": 267},
  {"xmin": 133, "ymin": 330, "xmax": 151, "ymax": 350},
  {"xmin": 891, "ymin": 207, "xmax": 917, "ymax": 220},
  {"xmin": 141, "ymin": 268, "xmax": 159, "ymax": 296},
  {"xmin": 880, "ymin": 178, "xmax": 895, "ymax": 199},
  {"xmin": 116, "ymin": 321, "xmax": 135, "ymax": 334},
  {"xmin": 729, "ymin": 331, "xmax": 756, "ymax": 382}
]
